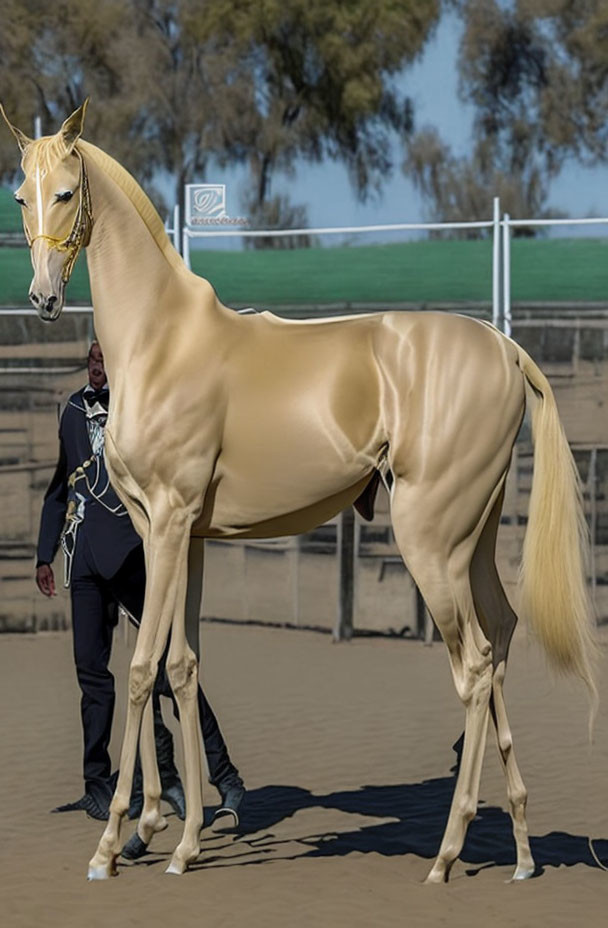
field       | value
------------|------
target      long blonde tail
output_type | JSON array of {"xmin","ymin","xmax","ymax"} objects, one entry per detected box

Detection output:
[{"xmin": 517, "ymin": 347, "xmax": 597, "ymax": 704}]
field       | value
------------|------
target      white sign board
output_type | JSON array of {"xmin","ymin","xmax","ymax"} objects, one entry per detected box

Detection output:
[{"xmin": 185, "ymin": 184, "xmax": 227, "ymax": 226}]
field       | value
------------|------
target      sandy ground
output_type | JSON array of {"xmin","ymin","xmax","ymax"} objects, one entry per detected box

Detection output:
[{"xmin": 0, "ymin": 622, "xmax": 607, "ymax": 928}]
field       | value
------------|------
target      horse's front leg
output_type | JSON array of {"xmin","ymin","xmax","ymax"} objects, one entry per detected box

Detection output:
[
  {"xmin": 87, "ymin": 509, "xmax": 191, "ymax": 880},
  {"xmin": 165, "ymin": 540, "xmax": 205, "ymax": 874},
  {"xmin": 119, "ymin": 695, "xmax": 169, "ymax": 861},
  {"xmin": 87, "ymin": 659, "xmax": 158, "ymax": 879}
]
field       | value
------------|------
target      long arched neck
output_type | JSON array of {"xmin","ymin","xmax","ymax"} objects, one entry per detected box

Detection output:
[{"xmin": 77, "ymin": 140, "xmax": 216, "ymax": 381}]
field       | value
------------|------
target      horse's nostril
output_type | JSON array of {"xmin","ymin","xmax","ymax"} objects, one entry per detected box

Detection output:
[
  {"xmin": 30, "ymin": 292, "xmax": 39, "ymax": 305},
  {"xmin": 47, "ymin": 295, "xmax": 57, "ymax": 307}
]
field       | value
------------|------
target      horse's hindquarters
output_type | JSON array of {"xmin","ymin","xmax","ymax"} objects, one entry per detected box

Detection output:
[{"xmin": 381, "ymin": 313, "xmax": 525, "ymax": 542}]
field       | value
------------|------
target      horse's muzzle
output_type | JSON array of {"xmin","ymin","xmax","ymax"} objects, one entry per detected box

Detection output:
[{"xmin": 29, "ymin": 290, "xmax": 63, "ymax": 322}]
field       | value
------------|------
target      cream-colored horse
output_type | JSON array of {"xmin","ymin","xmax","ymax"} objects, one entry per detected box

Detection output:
[{"xmin": 2, "ymin": 101, "xmax": 596, "ymax": 883}]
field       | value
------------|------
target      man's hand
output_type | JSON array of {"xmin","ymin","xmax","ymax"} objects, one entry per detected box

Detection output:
[{"xmin": 36, "ymin": 563, "xmax": 56, "ymax": 597}]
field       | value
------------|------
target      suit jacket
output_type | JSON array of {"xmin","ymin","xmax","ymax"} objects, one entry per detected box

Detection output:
[{"xmin": 36, "ymin": 387, "xmax": 141, "ymax": 580}]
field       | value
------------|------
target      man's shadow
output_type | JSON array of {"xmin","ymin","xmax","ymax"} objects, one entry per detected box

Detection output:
[
  {"xmin": 200, "ymin": 740, "xmax": 607, "ymax": 876},
  {"xmin": 221, "ymin": 785, "xmax": 606, "ymax": 875}
]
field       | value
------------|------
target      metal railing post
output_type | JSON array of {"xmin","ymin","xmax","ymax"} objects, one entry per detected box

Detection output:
[
  {"xmin": 502, "ymin": 213, "xmax": 512, "ymax": 336},
  {"xmin": 182, "ymin": 228, "xmax": 191, "ymax": 269},
  {"xmin": 589, "ymin": 447, "xmax": 597, "ymax": 596},
  {"xmin": 334, "ymin": 508, "xmax": 355, "ymax": 642},
  {"xmin": 492, "ymin": 197, "xmax": 501, "ymax": 328},
  {"xmin": 173, "ymin": 204, "xmax": 181, "ymax": 255}
]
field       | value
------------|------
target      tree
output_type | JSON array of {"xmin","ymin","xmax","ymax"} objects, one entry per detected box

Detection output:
[
  {"xmin": 404, "ymin": 128, "xmax": 561, "ymax": 233},
  {"xmin": 0, "ymin": 0, "xmax": 441, "ymax": 227},
  {"xmin": 458, "ymin": 0, "xmax": 607, "ymax": 191},
  {"xmin": 459, "ymin": 0, "xmax": 608, "ymax": 170},
  {"xmin": 241, "ymin": 192, "xmax": 316, "ymax": 249},
  {"xmin": 0, "ymin": 0, "xmax": 248, "ymax": 215},
  {"xmin": 404, "ymin": 0, "xmax": 608, "ymax": 226},
  {"xmin": 186, "ymin": 0, "xmax": 440, "ymax": 208}
]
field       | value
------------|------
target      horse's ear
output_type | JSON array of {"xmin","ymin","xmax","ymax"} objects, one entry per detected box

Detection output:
[
  {"xmin": 60, "ymin": 98, "xmax": 89, "ymax": 152},
  {"xmin": 0, "ymin": 103, "xmax": 33, "ymax": 154}
]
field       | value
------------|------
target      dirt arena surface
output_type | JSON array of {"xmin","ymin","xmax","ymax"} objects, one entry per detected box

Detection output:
[{"xmin": 1, "ymin": 622, "xmax": 607, "ymax": 928}]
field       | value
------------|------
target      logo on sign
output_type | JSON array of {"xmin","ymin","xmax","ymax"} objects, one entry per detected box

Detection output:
[
  {"xmin": 192, "ymin": 185, "xmax": 226, "ymax": 221},
  {"xmin": 186, "ymin": 184, "xmax": 248, "ymax": 227}
]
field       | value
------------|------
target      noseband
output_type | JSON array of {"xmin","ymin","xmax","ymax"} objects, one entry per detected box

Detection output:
[{"xmin": 26, "ymin": 148, "xmax": 93, "ymax": 283}]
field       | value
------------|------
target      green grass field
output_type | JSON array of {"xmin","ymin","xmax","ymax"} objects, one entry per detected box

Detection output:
[
  {"xmin": 0, "ymin": 248, "xmax": 91, "ymax": 303},
  {"xmin": 1, "ymin": 184, "xmax": 607, "ymax": 306},
  {"xmin": 191, "ymin": 239, "xmax": 495, "ymax": 305},
  {"xmin": 0, "ymin": 186, "xmax": 22, "ymax": 232}
]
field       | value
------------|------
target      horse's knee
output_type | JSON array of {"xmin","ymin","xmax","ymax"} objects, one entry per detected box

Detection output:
[
  {"xmin": 166, "ymin": 652, "xmax": 198, "ymax": 699},
  {"xmin": 128, "ymin": 660, "xmax": 157, "ymax": 705}
]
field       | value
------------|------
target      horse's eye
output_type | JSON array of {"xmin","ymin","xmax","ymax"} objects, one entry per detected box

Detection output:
[
  {"xmin": 56, "ymin": 190, "xmax": 74, "ymax": 202},
  {"xmin": 14, "ymin": 194, "xmax": 26, "ymax": 206}
]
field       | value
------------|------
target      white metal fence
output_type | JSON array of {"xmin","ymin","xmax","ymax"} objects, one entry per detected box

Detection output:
[
  {"xmin": 3, "ymin": 196, "xmax": 608, "ymax": 343},
  {"xmin": 176, "ymin": 197, "xmax": 608, "ymax": 338}
]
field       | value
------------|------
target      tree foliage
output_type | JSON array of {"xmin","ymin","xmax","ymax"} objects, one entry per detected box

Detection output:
[
  {"xmin": 404, "ymin": 128, "xmax": 561, "ymax": 232},
  {"xmin": 458, "ymin": 0, "xmax": 608, "ymax": 175},
  {"xmin": 0, "ymin": 0, "xmax": 440, "ymax": 223},
  {"xmin": 405, "ymin": 0, "xmax": 608, "ymax": 224}
]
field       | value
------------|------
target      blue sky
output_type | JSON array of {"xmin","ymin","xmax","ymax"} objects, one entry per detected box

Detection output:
[{"xmin": 212, "ymin": 12, "xmax": 608, "ymax": 233}]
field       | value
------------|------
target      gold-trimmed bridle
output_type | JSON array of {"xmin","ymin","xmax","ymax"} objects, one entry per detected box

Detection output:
[{"xmin": 25, "ymin": 147, "xmax": 93, "ymax": 283}]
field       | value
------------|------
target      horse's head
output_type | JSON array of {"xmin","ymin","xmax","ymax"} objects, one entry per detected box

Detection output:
[{"xmin": 0, "ymin": 101, "xmax": 92, "ymax": 321}]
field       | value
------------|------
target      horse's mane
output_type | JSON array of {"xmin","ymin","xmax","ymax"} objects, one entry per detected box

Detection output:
[{"xmin": 76, "ymin": 139, "xmax": 184, "ymax": 273}]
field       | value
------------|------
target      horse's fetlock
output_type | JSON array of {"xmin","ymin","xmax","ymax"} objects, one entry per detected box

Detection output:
[
  {"xmin": 457, "ymin": 793, "xmax": 477, "ymax": 823},
  {"xmin": 139, "ymin": 805, "xmax": 162, "ymax": 830}
]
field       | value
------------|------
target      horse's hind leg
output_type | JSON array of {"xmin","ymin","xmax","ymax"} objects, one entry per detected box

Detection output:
[
  {"xmin": 391, "ymin": 480, "xmax": 495, "ymax": 884},
  {"xmin": 489, "ymin": 666, "xmax": 535, "ymax": 880},
  {"xmin": 470, "ymin": 490, "xmax": 535, "ymax": 880}
]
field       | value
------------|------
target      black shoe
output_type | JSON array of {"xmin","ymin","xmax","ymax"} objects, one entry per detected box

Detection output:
[
  {"xmin": 52, "ymin": 792, "xmax": 110, "ymax": 821},
  {"xmin": 121, "ymin": 832, "xmax": 150, "ymax": 861},
  {"xmin": 212, "ymin": 782, "xmax": 245, "ymax": 831},
  {"xmin": 162, "ymin": 781, "xmax": 186, "ymax": 820}
]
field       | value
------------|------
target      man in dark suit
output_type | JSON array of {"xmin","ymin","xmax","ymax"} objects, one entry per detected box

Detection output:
[{"xmin": 36, "ymin": 342, "xmax": 244, "ymax": 827}]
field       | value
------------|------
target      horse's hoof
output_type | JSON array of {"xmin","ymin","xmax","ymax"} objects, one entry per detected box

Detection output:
[
  {"xmin": 166, "ymin": 844, "xmax": 200, "ymax": 875},
  {"xmin": 509, "ymin": 864, "xmax": 535, "ymax": 881},
  {"xmin": 121, "ymin": 832, "xmax": 149, "ymax": 861},
  {"xmin": 424, "ymin": 866, "xmax": 448, "ymax": 885},
  {"xmin": 87, "ymin": 864, "xmax": 114, "ymax": 880}
]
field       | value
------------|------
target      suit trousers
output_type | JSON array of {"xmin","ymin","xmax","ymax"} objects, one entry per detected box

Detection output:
[{"xmin": 70, "ymin": 537, "xmax": 239, "ymax": 798}]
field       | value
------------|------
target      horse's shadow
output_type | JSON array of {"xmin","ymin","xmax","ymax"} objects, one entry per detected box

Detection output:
[{"xmin": 198, "ymin": 773, "xmax": 607, "ymax": 876}]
